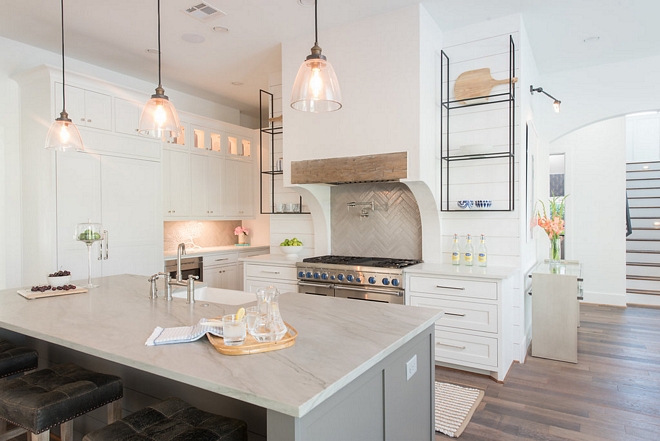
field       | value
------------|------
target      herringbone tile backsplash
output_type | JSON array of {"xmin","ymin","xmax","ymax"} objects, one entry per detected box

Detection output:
[{"xmin": 331, "ymin": 183, "xmax": 422, "ymax": 259}]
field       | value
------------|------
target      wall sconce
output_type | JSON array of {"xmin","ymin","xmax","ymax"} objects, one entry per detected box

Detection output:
[{"xmin": 530, "ymin": 85, "xmax": 561, "ymax": 113}]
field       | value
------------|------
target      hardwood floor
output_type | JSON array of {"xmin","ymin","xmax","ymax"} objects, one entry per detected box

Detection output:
[{"xmin": 435, "ymin": 304, "xmax": 660, "ymax": 441}]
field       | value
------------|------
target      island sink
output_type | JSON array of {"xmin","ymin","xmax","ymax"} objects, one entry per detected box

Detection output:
[{"xmin": 171, "ymin": 286, "xmax": 256, "ymax": 306}]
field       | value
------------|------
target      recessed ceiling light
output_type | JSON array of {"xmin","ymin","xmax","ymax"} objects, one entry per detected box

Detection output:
[
  {"xmin": 145, "ymin": 48, "xmax": 160, "ymax": 55},
  {"xmin": 231, "ymin": 82, "xmax": 243, "ymax": 86},
  {"xmin": 212, "ymin": 26, "xmax": 229, "ymax": 33},
  {"xmin": 583, "ymin": 36, "xmax": 600, "ymax": 43},
  {"xmin": 182, "ymin": 33, "xmax": 205, "ymax": 44},
  {"xmin": 298, "ymin": 0, "xmax": 315, "ymax": 6}
]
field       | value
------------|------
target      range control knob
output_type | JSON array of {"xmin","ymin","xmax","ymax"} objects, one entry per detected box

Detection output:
[
  {"xmin": 321, "ymin": 273, "xmax": 329, "ymax": 280},
  {"xmin": 356, "ymin": 277, "xmax": 362, "ymax": 283},
  {"xmin": 368, "ymin": 277, "xmax": 376, "ymax": 284},
  {"xmin": 391, "ymin": 278, "xmax": 400, "ymax": 287},
  {"xmin": 314, "ymin": 272, "xmax": 320, "ymax": 279},
  {"xmin": 298, "ymin": 271, "xmax": 305, "ymax": 278},
  {"xmin": 346, "ymin": 274, "xmax": 354, "ymax": 282},
  {"xmin": 330, "ymin": 275, "xmax": 336, "ymax": 280},
  {"xmin": 337, "ymin": 274, "xmax": 345, "ymax": 281},
  {"xmin": 306, "ymin": 272, "xmax": 312, "ymax": 278},
  {"xmin": 382, "ymin": 278, "xmax": 390, "ymax": 286}
]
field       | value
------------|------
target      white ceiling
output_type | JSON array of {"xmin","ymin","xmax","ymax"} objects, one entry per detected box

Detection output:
[{"xmin": 1, "ymin": 0, "xmax": 659, "ymax": 119}]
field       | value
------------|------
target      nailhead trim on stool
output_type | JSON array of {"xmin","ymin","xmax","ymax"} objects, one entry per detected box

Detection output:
[
  {"xmin": 0, "ymin": 339, "xmax": 38, "ymax": 378},
  {"xmin": 82, "ymin": 397, "xmax": 248, "ymax": 441},
  {"xmin": 0, "ymin": 363, "xmax": 123, "ymax": 434}
]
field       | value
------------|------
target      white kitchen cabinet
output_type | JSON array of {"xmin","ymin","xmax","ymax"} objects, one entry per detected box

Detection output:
[
  {"xmin": 55, "ymin": 152, "xmax": 162, "ymax": 279},
  {"xmin": 405, "ymin": 264, "xmax": 515, "ymax": 382},
  {"xmin": 224, "ymin": 158, "xmax": 254, "ymax": 218},
  {"xmin": 243, "ymin": 256, "xmax": 300, "ymax": 294},
  {"xmin": 203, "ymin": 252, "xmax": 239, "ymax": 290},
  {"xmin": 114, "ymin": 97, "xmax": 141, "ymax": 136},
  {"xmin": 55, "ymin": 82, "xmax": 112, "ymax": 131},
  {"xmin": 191, "ymin": 152, "xmax": 224, "ymax": 217},
  {"xmin": 163, "ymin": 147, "xmax": 191, "ymax": 218}
]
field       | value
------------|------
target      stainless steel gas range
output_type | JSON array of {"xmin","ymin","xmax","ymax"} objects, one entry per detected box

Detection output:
[{"xmin": 296, "ymin": 255, "xmax": 422, "ymax": 305}]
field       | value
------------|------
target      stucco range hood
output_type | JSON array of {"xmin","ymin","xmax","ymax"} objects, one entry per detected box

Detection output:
[{"xmin": 290, "ymin": 152, "xmax": 407, "ymax": 185}]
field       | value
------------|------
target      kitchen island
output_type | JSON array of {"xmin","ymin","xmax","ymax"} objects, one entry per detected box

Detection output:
[{"xmin": 0, "ymin": 275, "xmax": 441, "ymax": 441}]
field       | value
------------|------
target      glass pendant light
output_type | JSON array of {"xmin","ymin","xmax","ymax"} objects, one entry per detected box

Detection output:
[
  {"xmin": 138, "ymin": 0, "xmax": 181, "ymax": 140},
  {"xmin": 290, "ymin": 0, "xmax": 342, "ymax": 113},
  {"xmin": 45, "ymin": 0, "xmax": 84, "ymax": 152}
]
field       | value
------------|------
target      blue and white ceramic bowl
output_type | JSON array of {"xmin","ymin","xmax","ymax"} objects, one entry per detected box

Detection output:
[
  {"xmin": 457, "ymin": 200, "xmax": 474, "ymax": 209},
  {"xmin": 475, "ymin": 200, "xmax": 492, "ymax": 209}
]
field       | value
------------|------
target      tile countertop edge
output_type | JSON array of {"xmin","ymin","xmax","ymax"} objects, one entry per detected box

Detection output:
[
  {"xmin": 404, "ymin": 263, "xmax": 517, "ymax": 280},
  {"xmin": 164, "ymin": 245, "xmax": 269, "ymax": 259},
  {"xmin": 239, "ymin": 254, "xmax": 304, "ymax": 265}
]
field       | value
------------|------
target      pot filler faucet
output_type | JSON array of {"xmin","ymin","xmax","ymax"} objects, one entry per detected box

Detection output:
[{"xmin": 148, "ymin": 243, "xmax": 198, "ymax": 304}]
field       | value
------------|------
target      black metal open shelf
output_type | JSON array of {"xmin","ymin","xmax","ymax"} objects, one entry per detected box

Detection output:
[
  {"xmin": 440, "ymin": 35, "xmax": 516, "ymax": 212},
  {"xmin": 259, "ymin": 89, "xmax": 310, "ymax": 215}
]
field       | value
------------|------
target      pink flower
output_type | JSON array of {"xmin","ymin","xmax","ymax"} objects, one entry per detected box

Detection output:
[{"xmin": 234, "ymin": 226, "xmax": 249, "ymax": 236}]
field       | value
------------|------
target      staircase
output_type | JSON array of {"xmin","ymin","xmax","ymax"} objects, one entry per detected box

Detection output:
[{"xmin": 626, "ymin": 160, "xmax": 660, "ymax": 305}]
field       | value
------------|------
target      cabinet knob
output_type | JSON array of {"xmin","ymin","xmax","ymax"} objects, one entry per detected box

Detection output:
[
  {"xmin": 87, "ymin": 119, "xmax": 92, "ymax": 122},
  {"xmin": 80, "ymin": 118, "xmax": 85, "ymax": 122}
]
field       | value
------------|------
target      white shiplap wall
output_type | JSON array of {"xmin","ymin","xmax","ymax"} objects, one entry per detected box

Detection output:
[{"xmin": 267, "ymin": 73, "xmax": 316, "ymax": 258}]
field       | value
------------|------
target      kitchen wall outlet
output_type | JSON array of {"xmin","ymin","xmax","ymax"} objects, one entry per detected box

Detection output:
[{"xmin": 406, "ymin": 354, "xmax": 417, "ymax": 381}]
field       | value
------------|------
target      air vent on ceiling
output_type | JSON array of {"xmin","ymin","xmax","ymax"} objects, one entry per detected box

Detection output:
[{"xmin": 183, "ymin": 3, "xmax": 226, "ymax": 22}]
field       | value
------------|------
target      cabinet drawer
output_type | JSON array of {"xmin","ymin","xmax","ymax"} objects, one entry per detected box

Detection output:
[
  {"xmin": 435, "ymin": 330, "xmax": 498, "ymax": 368},
  {"xmin": 204, "ymin": 253, "xmax": 238, "ymax": 267},
  {"xmin": 245, "ymin": 278, "xmax": 299, "ymax": 294},
  {"xmin": 246, "ymin": 263, "xmax": 297, "ymax": 281},
  {"xmin": 409, "ymin": 276, "xmax": 497, "ymax": 300},
  {"xmin": 410, "ymin": 296, "xmax": 498, "ymax": 334}
]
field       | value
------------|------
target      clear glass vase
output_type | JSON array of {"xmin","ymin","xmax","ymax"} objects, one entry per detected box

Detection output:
[{"xmin": 550, "ymin": 237, "xmax": 562, "ymax": 263}]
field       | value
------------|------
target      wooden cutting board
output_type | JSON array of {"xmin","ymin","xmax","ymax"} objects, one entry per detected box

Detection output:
[
  {"xmin": 454, "ymin": 68, "xmax": 517, "ymax": 103},
  {"xmin": 17, "ymin": 286, "xmax": 88, "ymax": 300}
]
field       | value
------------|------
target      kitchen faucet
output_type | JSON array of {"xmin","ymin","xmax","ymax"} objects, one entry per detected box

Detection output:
[
  {"xmin": 176, "ymin": 243, "xmax": 186, "ymax": 282},
  {"xmin": 165, "ymin": 243, "xmax": 198, "ymax": 304}
]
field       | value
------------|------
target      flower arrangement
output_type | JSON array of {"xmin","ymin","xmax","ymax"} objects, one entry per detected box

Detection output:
[
  {"xmin": 536, "ymin": 196, "xmax": 567, "ymax": 262},
  {"xmin": 234, "ymin": 226, "xmax": 249, "ymax": 236},
  {"xmin": 536, "ymin": 196, "xmax": 567, "ymax": 240}
]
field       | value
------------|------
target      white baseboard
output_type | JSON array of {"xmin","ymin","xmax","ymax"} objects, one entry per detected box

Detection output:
[
  {"xmin": 581, "ymin": 290, "xmax": 627, "ymax": 306},
  {"xmin": 626, "ymin": 293, "xmax": 660, "ymax": 307}
]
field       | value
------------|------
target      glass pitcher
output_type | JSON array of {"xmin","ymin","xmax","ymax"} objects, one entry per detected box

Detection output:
[{"xmin": 251, "ymin": 286, "xmax": 287, "ymax": 342}]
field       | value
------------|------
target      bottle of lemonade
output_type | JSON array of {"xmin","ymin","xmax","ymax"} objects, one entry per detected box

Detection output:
[
  {"xmin": 451, "ymin": 234, "xmax": 461, "ymax": 266},
  {"xmin": 464, "ymin": 234, "xmax": 474, "ymax": 266}
]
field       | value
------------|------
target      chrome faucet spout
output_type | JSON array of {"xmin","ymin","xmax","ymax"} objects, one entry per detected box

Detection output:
[{"xmin": 176, "ymin": 243, "xmax": 186, "ymax": 282}]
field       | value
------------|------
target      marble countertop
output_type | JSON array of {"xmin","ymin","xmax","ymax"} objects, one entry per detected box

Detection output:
[
  {"xmin": 164, "ymin": 245, "xmax": 269, "ymax": 259},
  {"xmin": 239, "ymin": 253, "xmax": 303, "ymax": 265},
  {"xmin": 0, "ymin": 275, "xmax": 441, "ymax": 418},
  {"xmin": 405, "ymin": 262, "xmax": 517, "ymax": 280}
]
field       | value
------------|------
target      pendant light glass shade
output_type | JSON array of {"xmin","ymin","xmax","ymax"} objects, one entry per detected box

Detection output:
[
  {"xmin": 138, "ymin": 0, "xmax": 181, "ymax": 140},
  {"xmin": 45, "ymin": 113, "xmax": 85, "ymax": 152},
  {"xmin": 291, "ymin": 55, "xmax": 342, "ymax": 112},
  {"xmin": 46, "ymin": 0, "xmax": 84, "ymax": 152},
  {"xmin": 290, "ymin": 0, "xmax": 342, "ymax": 113}
]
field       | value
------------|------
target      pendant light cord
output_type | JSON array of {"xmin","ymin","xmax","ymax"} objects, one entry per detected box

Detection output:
[
  {"xmin": 157, "ymin": 0, "xmax": 162, "ymax": 88},
  {"xmin": 314, "ymin": 0, "xmax": 318, "ymax": 46},
  {"xmin": 60, "ymin": 0, "xmax": 66, "ymax": 113}
]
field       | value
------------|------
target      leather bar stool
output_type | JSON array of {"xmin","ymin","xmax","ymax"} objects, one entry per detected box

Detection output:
[
  {"xmin": 83, "ymin": 397, "xmax": 247, "ymax": 441},
  {"xmin": 0, "ymin": 339, "xmax": 39, "ymax": 441},
  {"xmin": 0, "ymin": 363, "xmax": 123, "ymax": 441}
]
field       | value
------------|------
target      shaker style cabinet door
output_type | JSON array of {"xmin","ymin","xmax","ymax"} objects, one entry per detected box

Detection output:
[
  {"xmin": 163, "ymin": 147, "xmax": 191, "ymax": 217},
  {"xmin": 55, "ymin": 83, "xmax": 111, "ymax": 131},
  {"xmin": 114, "ymin": 98, "xmax": 141, "ymax": 136}
]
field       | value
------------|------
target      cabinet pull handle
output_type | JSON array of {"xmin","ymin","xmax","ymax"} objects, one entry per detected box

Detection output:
[
  {"xmin": 444, "ymin": 312, "xmax": 466, "ymax": 317},
  {"xmin": 80, "ymin": 118, "xmax": 85, "ymax": 122},
  {"xmin": 436, "ymin": 285, "xmax": 465, "ymax": 290},
  {"xmin": 215, "ymin": 258, "xmax": 229, "ymax": 261},
  {"xmin": 87, "ymin": 119, "xmax": 92, "ymax": 123},
  {"xmin": 437, "ymin": 342, "xmax": 466, "ymax": 350},
  {"xmin": 261, "ymin": 270, "xmax": 281, "ymax": 274}
]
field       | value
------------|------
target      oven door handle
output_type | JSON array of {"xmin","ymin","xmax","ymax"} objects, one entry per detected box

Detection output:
[
  {"xmin": 298, "ymin": 281, "xmax": 335, "ymax": 289},
  {"xmin": 336, "ymin": 285, "xmax": 404, "ymax": 297}
]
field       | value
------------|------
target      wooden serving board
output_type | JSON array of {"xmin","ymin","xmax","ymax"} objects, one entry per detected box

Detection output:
[
  {"xmin": 207, "ymin": 322, "xmax": 298, "ymax": 356},
  {"xmin": 17, "ymin": 286, "xmax": 88, "ymax": 300},
  {"xmin": 454, "ymin": 68, "xmax": 517, "ymax": 103}
]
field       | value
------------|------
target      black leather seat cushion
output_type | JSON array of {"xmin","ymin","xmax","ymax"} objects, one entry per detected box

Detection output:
[
  {"xmin": 0, "ymin": 339, "xmax": 38, "ymax": 378},
  {"xmin": 0, "ymin": 363, "xmax": 123, "ymax": 434},
  {"xmin": 83, "ymin": 397, "xmax": 247, "ymax": 441}
]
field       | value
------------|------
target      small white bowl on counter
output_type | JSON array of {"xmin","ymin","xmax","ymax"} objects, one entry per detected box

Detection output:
[
  {"xmin": 47, "ymin": 275, "xmax": 71, "ymax": 286},
  {"xmin": 280, "ymin": 245, "xmax": 303, "ymax": 258}
]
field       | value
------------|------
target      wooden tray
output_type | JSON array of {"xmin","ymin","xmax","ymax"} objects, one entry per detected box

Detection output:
[
  {"xmin": 17, "ymin": 286, "xmax": 88, "ymax": 300},
  {"xmin": 207, "ymin": 322, "xmax": 297, "ymax": 356}
]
